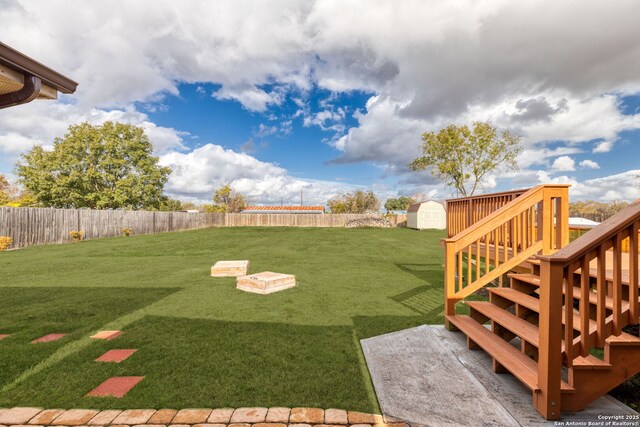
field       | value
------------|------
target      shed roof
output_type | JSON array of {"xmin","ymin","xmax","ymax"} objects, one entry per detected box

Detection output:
[{"xmin": 407, "ymin": 200, "xmax": 446, "ymax": 213}]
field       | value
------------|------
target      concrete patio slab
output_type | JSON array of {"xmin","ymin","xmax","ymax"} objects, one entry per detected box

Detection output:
[{"xmin": 361, "ymin": 325, "xmax": 639, "ymax": 427}]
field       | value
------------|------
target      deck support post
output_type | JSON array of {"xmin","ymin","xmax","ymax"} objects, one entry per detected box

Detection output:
[{"xmin": 535, "ymin": 259, "xmax": 564, "ymax": 420}]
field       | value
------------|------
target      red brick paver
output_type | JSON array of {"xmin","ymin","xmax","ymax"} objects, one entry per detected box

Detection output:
[
  {"xmin": 173, "ymin": 409, "xmax": 212, "ymax": 424},
  {"xmin": 90, "ymin": 331, "xmax": 122, "ymax": 340},
  {"xmin": 95, "ymin": 349, "xmax": 137, "ymax": 363},
  {"xmin": 324, "ymin": 409, "xmax": 348, "ymax": 425},
  {"xmin": 207, "ymin": 409, "xmax": 234, "ymax": 424},
  {"xmin": 0, "ymin": 407, "xmax": 392, "ymax": 427},
  {"xmin": 88, "ymin": 410, "xmax": 123, "ymax": 425},
  {"xmin": 51, "ymin": 409, "xmax": 99, "ymax": 425},
  {"xmin": 31, "ymin": 334, "xmax": 65, "ymax": 343},
  {"xmin": 290, "ymin": 408, "xmax": 324, "ymax": 424},
  {"xmin": 147, "ymin": 409, "xmax": 177, "ymax": 424},
  {"xmin": 229, "ymin": 408, "xmax": 267, "ymax": 423},
  {"xmin": 86, "ymin": 376, "xmax": 144, "ymax": 398},
  {"xmin": 111, "ymin": 410, "xmax": 156, "ymax": 425},
  {"xmin": 28, "ymin": 410, "xmax": 64, "ymax": 425},
  {"xmin": 0, "ymin": 407, "xmax": 43, "ymax": 424},
  {"xmin": 266, "ymin": 408, "xmax": 290, "ymax": 423}
]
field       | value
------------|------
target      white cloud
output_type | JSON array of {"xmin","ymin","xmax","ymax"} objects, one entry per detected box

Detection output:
[
  {"xmin": 593, "ymin": 140, "xmax": 614, "ymax": 153},
  {"xmin": 1, "ymin": 0, "xmax": 640, "ymax": 202},
  {"xmin": 159, "ymin": 143, "xmax": 357, "ymax": 205},
  {"xmin": 550, "ymin": 156, "xmax": 576, "ymax": 172},
  {"xmin": 567, "ymin": 170, "xmax": 640, "ymax": 201},
  {"xmin": 579, "ymin": 159, "xmax": 600, "ymax": 169}
]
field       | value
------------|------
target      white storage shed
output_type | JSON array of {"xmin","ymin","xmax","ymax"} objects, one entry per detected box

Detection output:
[{"xmin": 407, "ymin": 200, "xmax": 447, "ymax": 230}]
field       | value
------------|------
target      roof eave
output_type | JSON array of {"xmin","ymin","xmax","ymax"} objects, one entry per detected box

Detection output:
[{"xmin": 0, "ymin": 42, "xmax": 78, "ymax": 94}]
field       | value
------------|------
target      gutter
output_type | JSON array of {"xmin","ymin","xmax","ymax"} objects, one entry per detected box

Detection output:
[
  {"xmin": 0, "ymin": 73, "xmax": 41, "ymax": 109},
  {"xmin": 0, "ymin": 42, "xmax": 78, "ymax": 94}
]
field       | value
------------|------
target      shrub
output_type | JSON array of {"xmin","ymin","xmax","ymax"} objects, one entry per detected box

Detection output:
[
  {"xmin": 0, "ymin": 236, "xmax": 12, "ymax": 251},
  {"xmin": 121, "ymin": 227, "xmax": 133, "ymax": 237},
  {"xmin": 69, "ymin": 230, "xmax": 84, "ymax": 242}
]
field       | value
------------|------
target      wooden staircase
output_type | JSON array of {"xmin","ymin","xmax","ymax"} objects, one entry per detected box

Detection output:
[{"xmin": 443, "ymin": 186, "xmax": 640, "ymax": 420}]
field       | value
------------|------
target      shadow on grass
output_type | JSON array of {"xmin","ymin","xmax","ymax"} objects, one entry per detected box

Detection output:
[
  {"xmin": 0, "ymin": 315, "xmax": 377, "ymax": 412},
  {"xmin": 0, "ymin": 287, "xmax": 177, "ymax": 389}
]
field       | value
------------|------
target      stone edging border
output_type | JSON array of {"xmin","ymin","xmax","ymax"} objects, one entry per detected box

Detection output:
[{"xmin": 0, "ymin": 407, "xmax": 413, "ymax": 427}]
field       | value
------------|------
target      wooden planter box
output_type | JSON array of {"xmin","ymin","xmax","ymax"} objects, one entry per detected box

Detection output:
[
  {"xmin": 211, "ymin": 260, "xmax": 249, "ymax": 277},
  {"xmin": 236, "ymin": 271, "xmax": 296, "ymax": 294}
]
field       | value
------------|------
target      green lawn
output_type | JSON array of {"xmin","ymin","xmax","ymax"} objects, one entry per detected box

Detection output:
[{"xmin": 0, "ymin": 227, "xmax": 446, "ymax": 411}]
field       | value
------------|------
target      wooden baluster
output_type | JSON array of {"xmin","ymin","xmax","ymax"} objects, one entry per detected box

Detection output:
[
  {"xmin": 580, "ymin": 256, "xmax": 590, "ymax": 356},
  {"xmin": 596, "ymin": 245, "xmax": 607, "ymax": 347},
  {"xmin": 494, "ymin": 228, "xmax": 500, "ymax": 269},
  {"xmin": 485, "ymin": 232, "xmax": 490, "ymax": 275},
  {"xmin": 564, "ymin": 268, "xmax": 573, "ymax": 367},
  {"xmin": 613, "ymin": 234, "xmax": 623, "ymax": 335},
  {"xmin": 467, "ymin": 245, "xmax": 473, "ymax": 286},
  {"xmin": 476, "ymin": 239, "xmax": 481, "ymax": 280},
  {"xmin": 458, "ymin": 250, "xmax": 463, "ymax": 292},
  {"xmin": 630, "ymin": 222, "xmax": 639, "ymax": 322},
  {"xmin": 444, "ymin": 241, "xmax": 456, "ymax": 323}
]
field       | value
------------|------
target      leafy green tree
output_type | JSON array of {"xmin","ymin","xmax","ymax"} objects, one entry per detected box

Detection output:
[
  {"xmin": 206, "ymin": 184, "xmax": 246, "ymax": 213},
  {"xmin": 0, "ymin": 174, "xmax": 10, "ymax": 205},
  {"xmin": 328, "ymin": 190, "xmax": 380, "ymax": 213},
  {"xmin": 16, "ymin": 122, "xmax": 172, "ymax": 209},
  {"xmin": 384, "ymin": 196, "xmax": 415, "ymax": 213},
  {"xmin": 410, "ymin": 122, "xmax": 521, "ymax": 197}
]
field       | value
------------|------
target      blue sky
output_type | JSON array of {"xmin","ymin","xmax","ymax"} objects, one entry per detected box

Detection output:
[{"xmin": 1, "ymin": 0, "xmax": 639, "ymax": 205}]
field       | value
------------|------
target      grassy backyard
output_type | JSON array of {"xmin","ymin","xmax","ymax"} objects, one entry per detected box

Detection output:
[{"xmin": 0, "ymin": 227, "xmax": 446, "ymax": 411}]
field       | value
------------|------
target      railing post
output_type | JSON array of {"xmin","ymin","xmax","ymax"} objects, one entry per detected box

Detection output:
[
  {"xmin": 535, "ymin": 258, "xmax": 564, "ymax": 420},
  {"xmin": 444, "ymin": 240, "xmax": 458, "ymax": 330},
  {"xmin": 556, "ymin": 187, "xmax": 570, "ymax": 249},
  {"xmin": 541, "ymin": 190, "xmax": 553, "ymax": 255}
]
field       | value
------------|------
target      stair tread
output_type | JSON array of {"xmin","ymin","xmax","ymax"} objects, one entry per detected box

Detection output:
[
  {"xmin": 446, "ymin": 314, "xmax": 574, "ymax": 393},
  {"xmin": 606, "ymin": 332, "xmax": 640, "ymax": 346},
  {"xmin": 572, "ymin": 355, "xmax": 611, "ymax": 370},
  {"xmin": 490, "ymin": 287, "xmax": 597, "ymax": 333},
  {"xmin": 509, "ymin": 273, "xmax": 630, "ymax": 311},
  {"xmin": 527, "ymin": 257, "xmax": 541, "ymax": 265},
  {"xmin": 508, "ymin": 273, "xmax": 540, "ymax": 286},
  {"xmin": 466, "ymin": 301, "xmax": 541, "ymax": 347}
]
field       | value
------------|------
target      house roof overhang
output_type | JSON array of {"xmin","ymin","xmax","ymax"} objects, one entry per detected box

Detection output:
[{"xmin": 0, "ymin": 41, "xmax": 78, "ymax": 108}]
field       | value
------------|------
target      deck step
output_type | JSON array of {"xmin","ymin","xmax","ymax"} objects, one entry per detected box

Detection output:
[
  {"xmin": 508, "ymin": 273, "xmax": 629, "ymax": 311},
  {"xmin": 466, "ymin": 301, "xmax": 541, "ymax": 347},
  {"xmin": 606, "ymin": 332, "xmax": 640, "ymax": 346},
  {"xmin": 445, "ymin": 314, "xmax": 575, "ymax": 393},
  {"xmin": 572, "ymin": 355, "xmax": 611, "ymax": 370},
  {"xmin": 490, "ymin": 287, "xmax": 597, "ymax": 333}
]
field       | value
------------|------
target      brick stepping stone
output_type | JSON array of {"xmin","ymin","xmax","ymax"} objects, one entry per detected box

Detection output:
[
  {"xmin": 86, "ymin": 376, "xmax": 144, "ymax": 398},
  {"xmin": 211, "ymin": 260, "xmax": 249, "ymax": 277},
  {"xmin": 31, "ymin": 333, "xmax": 65, "ymax": 343},
  {"xmin": 0, "ymin": 333, "xmax": 10, "ymax": 341},
  {"xmin": 90, "ymin": 330, "xmax": 122, "ymax": 340},
  {"xmin": 95, "ymin": 349, "xmax": 137, "ymax": 363},
  {"xmin": 236, "ymin": 271, "xmax": 296, "ymax": 294}
]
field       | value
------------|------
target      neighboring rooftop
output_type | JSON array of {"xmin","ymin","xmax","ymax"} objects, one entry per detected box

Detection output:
[
  {"xmin": 568, "ymin": 217, "xmax": 600, "ymax": 228},
  {"xmin": 0, "ymin": 41, "xmax": 78, "ymax": 109},
  {"xmin": 241, "ymin": 205, "xmax": 325, "ymax": 214}
]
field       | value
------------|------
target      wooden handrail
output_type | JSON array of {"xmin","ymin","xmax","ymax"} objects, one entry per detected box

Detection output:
[
  {"xmin": 446, "ymin": 188, "xmax": 531, "ymax": 203},
  {"xmin": 535, "ymin": 197, "xmax": 640, "ymax": 419},
  {"xmin": 443, "ymin": 184, "xmax": 570, "ymax": 325}
]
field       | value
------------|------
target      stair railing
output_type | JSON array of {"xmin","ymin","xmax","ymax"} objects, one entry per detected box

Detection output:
[
  {"xmin": 535, "ymin": 199, "xmax": 640, "ymax": 420},
  {"xmin": 446, "ymin": 188, "xmax": 529, "ymax": 237},
  {"xmin": 443, "ymin": 185, "xmax": 570, "ymax": 323}
]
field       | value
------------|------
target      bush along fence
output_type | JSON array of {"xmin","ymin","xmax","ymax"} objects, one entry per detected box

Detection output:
[{"xmin": 0, "ymin": 206, "xmax": 408, "ymax": 249}]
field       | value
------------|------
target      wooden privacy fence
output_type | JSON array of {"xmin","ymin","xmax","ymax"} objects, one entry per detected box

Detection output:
[{"xmin": 0, "ymin": 207, "xmax": 407, "ymax": 249}]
